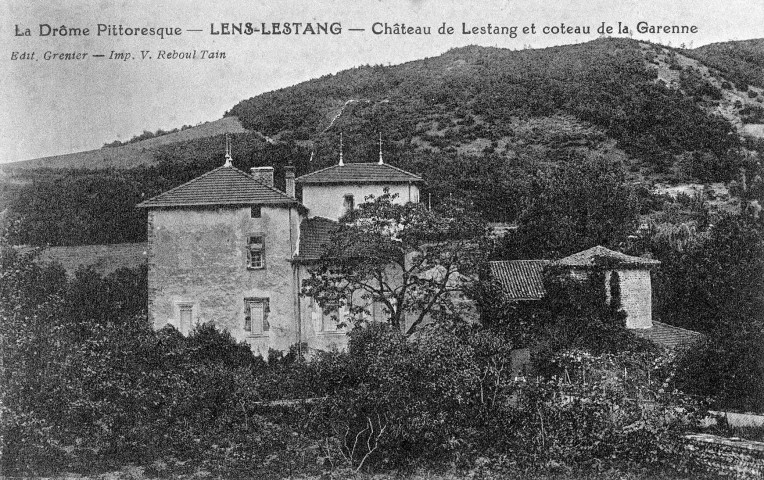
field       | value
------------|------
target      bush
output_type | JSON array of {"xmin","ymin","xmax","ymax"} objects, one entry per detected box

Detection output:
[
  {"xmin": 308, "ymin": 324, "xmax": 487, "ymax": 469},
  {"xmin": 304, "ymin": 321, "xmax": 701, "ymax": 475},
  {"xmin": 504, "ymin": 373, "xmax": 705, "ymax": 471},
  {"xmin": 674, "ymin": 334, "xmax": 764, "ymax": 412},
  {"xmin": 0, "ymin": 248, "xmax": 314, "ymax": 476},
  {"xmin": 0, "ymin": 248, "xmax": 720, "ymax": 477}
]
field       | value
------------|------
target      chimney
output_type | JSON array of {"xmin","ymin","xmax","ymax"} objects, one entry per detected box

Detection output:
[
  {"xmin": 284, "ymin": 166, "xmax": 295, "ymax": 198},
  {"xmin": 250, "ymin": 166, "xmax": 274, "ymax": 187}
]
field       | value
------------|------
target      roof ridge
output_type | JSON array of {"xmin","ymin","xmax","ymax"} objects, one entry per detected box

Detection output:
[
  {"xmin": 555, "ymin": 245, "xmax": 659, "ymax": 266},
  {"xmin": 295, "ymin": 164, "xmax": 338, "ymax": 181},
  {"xmin": 377, "ymin": 162, "xmax": 423, "ymax": 180},
  {"xmin": 234, "ymin": 165, "xmax": 295, "ymax": 201},
  {"xmin": 138, "ymin": 165, "xmax": 228, "ymax": 207},
  {"xmin": 295, "ymin": 162, "xmax": 422, "ymax": 183},
  {"xmin": 137, "ymin": 164, "xmax": 305, "ymax": 209}
]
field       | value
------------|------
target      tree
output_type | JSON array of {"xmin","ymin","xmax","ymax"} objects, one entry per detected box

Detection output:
[
  {"xmin": 502, "ymin": 156, "xmax": 639, "ymax": 259},
  {"xmin": 301, "ymin": 191, "xmax": 489, "ymax": 336},
  {"xmin": 651, "ymin": 214, "xmax": 764, "ymax": 411},
  {"xmin": 653, "ymin": 213, "xmax": 764, "ymax": 336}
]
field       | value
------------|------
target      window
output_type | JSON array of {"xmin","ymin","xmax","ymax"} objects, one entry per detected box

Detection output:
[
  {"xmin": 178, "ymin": 303, "xmax": 194, "ymax": 334},
  {"xmin": 321, "ymin": 301, "xmax": 340, "ymax": 332},
  {"xmin": 244, "ymin": 298, "xmax": 270, "ymax": 335},
  {"xmin": 343, "ymin": 194, "xmax": 354, "ymax": 214},
  {"xmin": 320, "ymin": 293, "xmax": 353, "ymax": 332},
  {"xmin": 250, "ymin": 205, "xmax": 261, "ymax": 218},
  {"xmin": 247, "ymin": 235, "xmax": 264, "ymax": 269}
]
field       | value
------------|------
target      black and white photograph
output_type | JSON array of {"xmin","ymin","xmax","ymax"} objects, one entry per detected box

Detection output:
[{"xmin": 2, "ymin": 1, "xmax": 764, "ymax": 478}]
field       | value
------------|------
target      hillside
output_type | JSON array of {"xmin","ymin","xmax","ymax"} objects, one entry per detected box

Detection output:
[
  {"xmin": 5, "ymin": 37, "xmax": 764, "ymax": 178},
  {"xmin": 3, "ymin": 37, "xmax": 764, "ymax": 247},
  {"xmin": 3, "ymin": 117, "xmax": 247, "ymax": 171},
  {"xmin": 689, "ymin": 39, "xmax": 764, "ymax": 90},
  {"xmin": 226, "ymin": 38, "xmax": 762, "ymax": 180}
]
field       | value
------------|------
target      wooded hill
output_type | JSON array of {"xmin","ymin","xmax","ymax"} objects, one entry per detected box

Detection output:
[{"xmin": 3, "ymin": 37, "xmax": 764, "ymax": 246}]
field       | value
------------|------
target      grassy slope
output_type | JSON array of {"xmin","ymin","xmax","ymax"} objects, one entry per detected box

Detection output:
[{"xmin": 3, "ymin": 117, "xmax": 247, "ymax": 171}]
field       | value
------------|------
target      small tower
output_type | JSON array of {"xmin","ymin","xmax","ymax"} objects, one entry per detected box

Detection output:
[
  {"xmin": 338, "ymin": 133, "xmax": 344, "ymax": 167},
  {"xmin": 224, "ymin": 134, "xmax": 233, "ymax": 167},
  {"xmin": 553, "ymin": 246, "xmax": 660, "ymax": 329},
  {"xmin": 295, "ymin": 135, "xmax": 423, "ymax": 221}
]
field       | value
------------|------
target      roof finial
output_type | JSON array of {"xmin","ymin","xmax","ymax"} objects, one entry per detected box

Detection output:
[
  {"xmin": 224, "ymin": 134, "xmax": 233, "ymax": 167},
  {"xmin": 338, "ymin": 132, "xmax": 344, "ymax": 166},
  {"xmin": 378, "ymin": 131, "xmax": 384, "ymax": 165}
]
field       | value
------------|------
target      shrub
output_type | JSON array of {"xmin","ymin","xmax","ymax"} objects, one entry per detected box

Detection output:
[
  {"xmin": 674, "ymin": 334, "xmax": 764, "ymax": 412},
  {"xmin": 504, "ymin": 374, "xmax": 705, "ymax": 471},
  {"xmin": 184, "ymin": 322, "xmax": 258, "ymax": 368},
  {"xmin": 307, "ymin": 323, "xmax": 518, "ymax": 470}
]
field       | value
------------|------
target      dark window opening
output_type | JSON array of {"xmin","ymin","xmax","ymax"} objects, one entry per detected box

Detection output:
[{"xmin": 343, "ymin": 194, "xmax": 354, "ymax": 213}]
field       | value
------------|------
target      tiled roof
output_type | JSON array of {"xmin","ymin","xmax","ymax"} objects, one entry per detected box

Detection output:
[
  {"xmin": 554, "ymin": 246, "xmax": 660, "ymax": 269},
  {"xmin": 488, "ymin": 260, "xmax": 551, "ymax": 300},
  {"xmin": 294, "ymin": 217, "xmax": 341, "ymax": 261},
  {"xmin": 633, "ymin": 321, "xmax": 704, "ymax": 349},
  {"xmin": 295, "ymin": 162, "xmax": 423, "ymax": 184},
  {"xmin": 137, "ymin": 165, "xmax": 302, "ymax": 208}
]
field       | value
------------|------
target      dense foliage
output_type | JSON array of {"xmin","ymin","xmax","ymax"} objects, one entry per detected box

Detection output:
[
  {"xmin": 649, "ymin": 214, "xmax": 764, "ymax": 336},
  {"xmin": 3, "ymin": 38, "xmax": 756, "ymax": 246},
  {"xmin": 4, "ymin": 172, "xmax": 147, "ymax": 246},
  {"xmin": 302, "ymin": 191, "xmax": 489, "ymax": 334},
  {"xmin": 1, "ymin": 249, "xmax": 711, "ymax": 478},
  {"xmin": 687, "ymin": 39, "xmax": 764, "ymax": 90},
  {"xmin": 498, "ymin": 156, "xmax": 639, "ymax": 259},
  {"xmin": 228, "ymin": 38, "xmax": 738, "ymax": 174},
  {"xmin": 3, "ymin": 134, "xmax": 312, "ymax": 246},
  {"xmin": 643, "ymin": 215, "xmax": 764, "ymax": 412},
  {"xmin": 0, "ymin": 248, "xmax": 317, "ymax": 477}
]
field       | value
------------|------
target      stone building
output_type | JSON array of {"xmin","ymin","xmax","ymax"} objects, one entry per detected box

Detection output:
[
  {"xmin": 297, "ymin": 163, "xmax": 421, "ymax": 221},
  {"xmin": 137, "ymin": 146, "xmax": 422, "ymax": 356},
  {"xmin": 488, "ymin": 246, "xmax": 702, "ymax": 349}
]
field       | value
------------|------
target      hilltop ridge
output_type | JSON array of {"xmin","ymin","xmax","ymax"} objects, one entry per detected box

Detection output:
[{"xmin": 4, "ymin": 37, "xmax": 763, "ymax": 180}]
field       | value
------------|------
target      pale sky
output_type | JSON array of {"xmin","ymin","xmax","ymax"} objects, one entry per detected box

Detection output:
[{"xmin": 1, "ymin": 0, "xmax": 762, "ymax": 163}]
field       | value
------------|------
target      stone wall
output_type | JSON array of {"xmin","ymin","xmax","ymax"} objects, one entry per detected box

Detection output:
[
  {"xmin": 684, "ymin": 433, "xmax": 764, "ymax": 479},
  {"xmin": 301, "ymin": 182, "xmax": 420, "ymax": 221},
  {"xmin": 147, "ymin": 205, "xmax": 301, "ymax": 357},
  {"xmin": 605, "ymin": 269, "xmax": 653, "ymax": 329}
]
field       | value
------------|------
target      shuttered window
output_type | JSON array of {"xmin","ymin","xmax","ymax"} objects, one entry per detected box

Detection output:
[
  {"xmin": 245, "ymin": 298, "xmax": 270, "ymax": 335},
  {"xmin": 247, "ymin": 235, "xmax": 265, "ymax": 269}
]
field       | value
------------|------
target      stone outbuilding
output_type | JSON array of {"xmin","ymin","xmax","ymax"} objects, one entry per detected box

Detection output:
[
  {"xmin": 552, "ymin": 245, "xmax": 660, "ymax": 330},
  {"xmin": 488, "ymin": 245, "xmax": 702, "ymax": 349}
]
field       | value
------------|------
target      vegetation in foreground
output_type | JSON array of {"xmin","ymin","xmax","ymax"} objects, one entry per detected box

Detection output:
[{"xmin": 1, "ymin": 233, "xmax": 761, "ymax": 478}]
